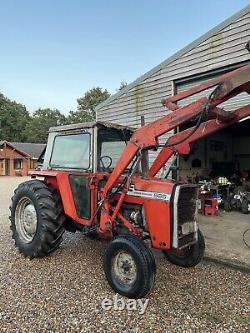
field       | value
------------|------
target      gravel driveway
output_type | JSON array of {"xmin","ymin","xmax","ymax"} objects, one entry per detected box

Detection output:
[{"xmin": 0, "ymin": 177, "xmax": 249, "ymax": 332}]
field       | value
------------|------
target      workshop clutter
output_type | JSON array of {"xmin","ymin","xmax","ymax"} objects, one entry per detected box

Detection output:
[{"xmin": 197, "ymin": 174, "xmax": 250, "ymax": 217}]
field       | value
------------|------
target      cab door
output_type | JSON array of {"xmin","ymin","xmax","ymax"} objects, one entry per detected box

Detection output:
[
  {"xmin": 48, "ymin": 130, "xmax": 94, "ymax": 223},
  {"xmin": 68, "ymin": 174, "xmax": 92, "ymax": 219}
]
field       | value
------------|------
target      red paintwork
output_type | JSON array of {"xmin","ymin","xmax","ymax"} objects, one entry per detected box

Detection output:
[
  {"xmin": 32, "ymin": 171, "xmax": 107, "ymax": 226},
  {"xmin": 121, "ymin": 177, "xmax": 174, "ymax": 249},
  {"xmin": 31, "ymin": 64, "xmax": 250, "ymax": 250}
]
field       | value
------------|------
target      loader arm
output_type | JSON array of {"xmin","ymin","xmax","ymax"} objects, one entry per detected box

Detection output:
[
  {"xmin": 149, "ymin": 104, "xmax": 250, "ymax": 177},
  {"xmin": 99, "ymin": 64, "xmax": 250, "ymax": 236},
  {"xmin": 102, "ymin": 97, "xmax": 207, "ymax": 196}
]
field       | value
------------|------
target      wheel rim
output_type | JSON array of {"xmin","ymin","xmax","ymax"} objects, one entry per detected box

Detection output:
[
  {"xmin": 15, "ymin": 197, "xmax": 38, "ymax": 243},
  {"xmin": 112, "ymin": 251, "xmax": 137, "ymax": 286}
]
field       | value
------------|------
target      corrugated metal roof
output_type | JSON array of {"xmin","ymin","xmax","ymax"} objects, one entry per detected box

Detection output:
[{"xmin": 95, "ymin": 4, "xmax": 250, "ymax": 112}]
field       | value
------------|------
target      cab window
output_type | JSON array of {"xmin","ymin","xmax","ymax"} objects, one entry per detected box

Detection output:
[
  {"xmin": 50, "ymin": 133, "xmax": 90, "ymax": 169},
  {"xmin": 98, "ymin": 128, "xmax": 132, "ymax": 171}
]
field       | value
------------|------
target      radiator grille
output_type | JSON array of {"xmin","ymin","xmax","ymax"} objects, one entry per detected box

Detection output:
[
  {"xmin": 178, "ymin": 186, "xmax": 198, "ymax": 226},
  {"xmin": 173, "ymin": 185, "xmax": 198, "ymax": 248}
]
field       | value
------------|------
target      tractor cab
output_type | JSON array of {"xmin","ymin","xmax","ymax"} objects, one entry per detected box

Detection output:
[
  {"xmin": 36, "ymin": 121, "xmax": 135, "ymax": 226},
  {"xmin": 42, "ymin": 121, "xmax": 133, "ymax": 173}
]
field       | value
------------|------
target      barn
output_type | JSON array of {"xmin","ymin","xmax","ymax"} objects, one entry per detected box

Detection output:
[{"xmin": 96, "ymin": 5, "xmax": 250, "ymax": 183}]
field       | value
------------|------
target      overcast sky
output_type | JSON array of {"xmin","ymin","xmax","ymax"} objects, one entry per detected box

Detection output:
[{"xmin": 0, "ymin": 0, "xmax": 249, "ymax": 114}]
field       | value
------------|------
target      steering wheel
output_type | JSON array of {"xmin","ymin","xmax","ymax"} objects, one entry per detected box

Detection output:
[{"xmin": 100, "ymin": 155, "xmax": 113, "ymax": 171}]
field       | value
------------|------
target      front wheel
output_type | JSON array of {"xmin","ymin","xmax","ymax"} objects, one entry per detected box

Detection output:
[
  {"xmin": 163, "ymin": 229, "xmax": 205, "ymax": 268},
  {"xmin": 103, "ymin": 234, "xmax": 156, "ymax": 299}
]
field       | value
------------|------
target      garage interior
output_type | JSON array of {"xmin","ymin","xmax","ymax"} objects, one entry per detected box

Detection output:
[
  {"xmin": 179, "ymin": 118, "xmax": 250, "ymax": 185},
  {"xmin": 171, "ymin": 68, "xmax": 250, "ymax": 264},
  {"xmin": 173, "ymin": 64, "xmax": 250, "ymax": 215},
  {"xmin": 175, "ymin": 114, "xmax": 250, "ymax": 264}
]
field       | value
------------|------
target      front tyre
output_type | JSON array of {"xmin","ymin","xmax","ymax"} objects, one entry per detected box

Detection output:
[
  {"xmin": 163, "ymin": 229, "xmax": 205, "ymax": 268},
  {"xmin": 103, "ymin": 234, "xmax": 156, "ymax": 299},
  {"xmin": 10, "ymin": 180, "xmax": 65, "ymax": 258}
]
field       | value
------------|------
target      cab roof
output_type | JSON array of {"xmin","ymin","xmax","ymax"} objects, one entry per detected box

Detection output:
[{"xmin": 49, "ymin": 121, "xmax": 135, "ymax": 133}]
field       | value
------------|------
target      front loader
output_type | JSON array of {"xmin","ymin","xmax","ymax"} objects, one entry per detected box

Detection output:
[{"xmin": 10, "ymin": 64, "xmax": 250, "ymax": 298}]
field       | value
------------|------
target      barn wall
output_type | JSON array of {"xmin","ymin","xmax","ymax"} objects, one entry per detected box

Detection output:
[
  {"xmin": 97, "ymin": 12, "xmax": 249, "ymax": 126},
  {"xmin": 96, "ymin": 9, "xmax": 250, "ymax": 168}
]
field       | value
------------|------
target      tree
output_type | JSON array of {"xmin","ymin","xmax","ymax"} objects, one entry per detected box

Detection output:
[
  {"xmin": 118, "ymin": 81, "xmax": 128, "ymax": 91},
  {"xmin": 0, "ymin": 93, "xmax": 30, "ymax": 142},
  {"xmin": 23, "ymin": 108, "xmax": 67, "ymax": 143},
  {"xmin": 77, "ymin": 87, "xmax": 110, "ymax": 120},
  {"xmin": 66, "ymin": 110, "xmax": 93, "ymax": 124}
]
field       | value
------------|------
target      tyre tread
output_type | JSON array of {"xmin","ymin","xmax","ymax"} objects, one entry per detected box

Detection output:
[
  {"xmin": 163, "ymin": 230, "xmax": 205, "ymax": 268},
  {"xmin": 9, "ymin": 180, "xmax": 65, "ymax": 259},
  {"xmin": 103, "ymin": 234, "xmax": 156, "ymax": 298}
]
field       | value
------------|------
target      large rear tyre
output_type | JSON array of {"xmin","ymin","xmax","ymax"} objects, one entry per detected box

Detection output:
[
  {"xmin": 163, "ymin": 229, "xmax": 205, "ymax": 268},
  {"xmin": 103, "ymin": 234, "xmax": 156, "ymax": 299},
  {"xmin": 10, "ymin": 180, "xmax": 65, "ymax": 258}
]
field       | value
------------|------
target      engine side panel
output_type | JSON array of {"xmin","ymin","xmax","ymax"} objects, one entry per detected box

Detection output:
[
  {"xmin": 122, "ymin": 177, "xmax": 174, "ymax": 250},
  {"xmin": 144, "ymin": 200, "xmax": 171, "ymax": 250}
]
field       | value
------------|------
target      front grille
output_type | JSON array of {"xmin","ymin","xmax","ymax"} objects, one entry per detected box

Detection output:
[
  {"xmin": 172, "ymin": 185, "xmax": 198, "ymax": 248},
  {"xmin": 178, "ymin": 186, "xmax": 198, "ymax": 226}
]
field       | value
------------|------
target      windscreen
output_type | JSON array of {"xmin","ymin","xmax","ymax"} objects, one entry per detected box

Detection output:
[{"xmin": 50, "ymin": 133, "xmax": 90, "ymax": 169}]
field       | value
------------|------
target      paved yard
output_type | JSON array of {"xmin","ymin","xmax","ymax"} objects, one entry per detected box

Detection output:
[
  {"xmin": 199, "ymin": 211, "xmax": 250, "ymax": 267},
  {"xmin": 0, "ymin": 177, "xmax": 249, "ymax": 332}
]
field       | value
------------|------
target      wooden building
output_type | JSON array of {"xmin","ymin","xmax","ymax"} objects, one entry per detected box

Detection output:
[
  {"xmin": 0, "ymin": 141, "xmax": 45, "ymax": 176},
  {"xmin": 96, "ymin": 6, "xmax": 250, "ymax": 180}
]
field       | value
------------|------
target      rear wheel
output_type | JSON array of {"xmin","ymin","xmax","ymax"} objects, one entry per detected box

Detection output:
[
  {"xmin": 163, "ymin": 229, "xmax": 205, "ymax": 268},
  {"xmin": 103, "ymin": 234, "xmax": 156, "ymax": 299},
  {"xmin": 10, "ymin": 180, "xmax": 65, "ymax": 258}
]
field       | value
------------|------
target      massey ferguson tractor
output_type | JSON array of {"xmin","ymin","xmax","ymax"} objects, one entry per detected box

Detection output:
[{"xmin": 10, "ymin": 64, "xmax": 250, "ymax": 298}]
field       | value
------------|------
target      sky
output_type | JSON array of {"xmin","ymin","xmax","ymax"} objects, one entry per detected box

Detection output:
[{"xmin": 0, "ymin": 0, "xmax": 249, "ymax": 114}]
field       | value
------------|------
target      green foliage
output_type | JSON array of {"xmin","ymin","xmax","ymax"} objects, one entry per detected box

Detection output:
[
  {"xmin": 0, "ymin": 93, "xmax": 30, "ymax": 141},
  {"xmin": 23, "ymin": 108, "xmax": 67, "ymax": 143},
  {"xmin": 0, "ymin": 85, "xmax": 111, "ymax": 143},
  {"xmin": 66, "ymin": 110, "xmax": 93, "ymax": 124},
  {"xmin": 77, "ymin": 87, "xmax": 110, "ymax": 119},
  {"xmin": 118, "ymin": 81, "xmax": 128, "ymax": 91}
]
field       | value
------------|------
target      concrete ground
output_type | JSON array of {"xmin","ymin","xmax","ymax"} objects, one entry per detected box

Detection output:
[
  {"xmin": 199, "ymin": 211, "xmax": 250, "ymax": 268},
  {"xmin": 0, "ymin": 176, "xmax": 249, "ymax": 332}
]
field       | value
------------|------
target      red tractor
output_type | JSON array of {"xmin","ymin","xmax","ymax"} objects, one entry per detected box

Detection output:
[{"xmin": 10, "ymin": 64, "xmax": 250, "ymax": 298}]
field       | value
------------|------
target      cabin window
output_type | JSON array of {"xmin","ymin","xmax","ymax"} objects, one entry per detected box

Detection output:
[
  {"xmin": 97, "ymin": 128, "xmax": 132, "ymax": 170},
  {"xmin": 50, "ymin": 133, "xmax": 90, "ymax": 169}
]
